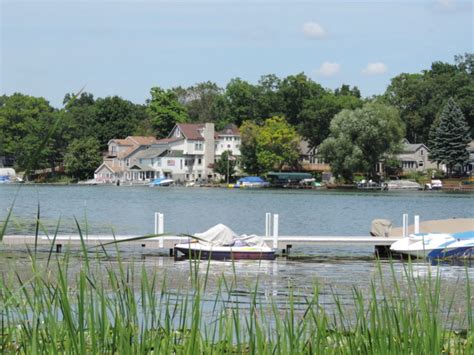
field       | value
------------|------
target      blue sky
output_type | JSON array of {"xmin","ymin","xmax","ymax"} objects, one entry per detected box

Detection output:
[{"xmin": 1, "ymin": 0, "xmax": 472, "ymax": 108}]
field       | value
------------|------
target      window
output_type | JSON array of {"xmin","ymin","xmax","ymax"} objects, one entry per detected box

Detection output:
[
  {"xmin": 420, "ymin": 149, "xmax": 424, "ymax": 156},
  {"xmin": 198, "ymin": 158, "xmax": 202, "ymax": 165},
  {"xmin": 195, "ymin": 142, "xmax": 203, "ymax": 151}
]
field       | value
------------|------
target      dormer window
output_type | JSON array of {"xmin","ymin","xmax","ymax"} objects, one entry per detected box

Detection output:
[{"xmin": 420, "ymin": 149, "xmax": 424, "ymax": 155}]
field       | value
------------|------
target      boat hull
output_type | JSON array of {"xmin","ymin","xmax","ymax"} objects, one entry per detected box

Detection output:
[
  {"xmin": 174, "ymin": 243, "xmax": 276, "ymax": 260},
  {"xmin": 390, "ymin": 232, "xmax": 474, "ymax": 259}
]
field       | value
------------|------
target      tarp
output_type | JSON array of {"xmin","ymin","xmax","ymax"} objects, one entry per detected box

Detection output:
[
  {"xmin": 194, "ymin": 224, "xmax": 268, "ymax": 248},
  {"xmin": 370, "ymin": 219, "xmax": 393, "ymax": 237}
]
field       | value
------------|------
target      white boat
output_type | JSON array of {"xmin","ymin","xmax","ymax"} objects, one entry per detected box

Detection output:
[
  {"xmin": 174, "ymin": 224, "xmax": 276, "ymax": 260},
  {"xmin": 385, "ymin": 180, "xmax": 421, "ymax": 190},
  {"xmin": 150, "ymin": 177, "xmax": 174, "ymax": 186},
  {"xmin": 390, "ymin": 231, "xmax": 474, "ymax": 259}
]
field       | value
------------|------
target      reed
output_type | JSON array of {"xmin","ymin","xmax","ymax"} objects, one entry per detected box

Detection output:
[
  {"xmin": 0, "ymin": 205, "xmax": 472, "ymax": 353},
  {"xmin": 0, "ymin": 239, "xmax": 472, "ymax": 354}
]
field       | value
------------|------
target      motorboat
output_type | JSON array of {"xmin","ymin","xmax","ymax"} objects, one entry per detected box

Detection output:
[
  {"xmin": 390, "ymin": 231, "xmax": 474, "ymax": 259},
  {"xmin": 357, "ymin": 180, "xmax": 385, "ymax": 190},
  {"xmin": 385, "ymin": 180, "xmax": 421, "ymax": 190},
  {"xmin": 150, "ymin": 177, "xmax": 174, "ymax": 186},
  {"xmin": 233, "ymin": 176, "xmax": 270, "ymax": 188},
  {"xmin": 174, "ymin": 224, "xmax": 276, "ymax": 260},
  {"xmin": 424, "ymin": 179, "xmax": 443, "ymax": 190}
]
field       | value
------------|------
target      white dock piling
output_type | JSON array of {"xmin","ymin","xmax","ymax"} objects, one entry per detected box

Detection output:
[
  {"xmin": 403, "ymin": 213, "xmax": 408, "ymax": 238},
  {"xmin": 273, "ymin": 214, "xmax": 279, "ymax": 249},
  {"xmin": 414, "ymin": 215, "xmax": 420, "ymax": 234},
  {"xmin": 265, "ymin": 212, "xmax": 272, "ymax": 238},
  {"xmin": 155, "ymin": 212, "xmax": 164, "ymax": 248}
]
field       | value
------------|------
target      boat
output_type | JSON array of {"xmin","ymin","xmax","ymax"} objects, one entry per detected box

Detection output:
[
  {"xmin": 0, "ymin": 167, "xmax": 16, "ymax": 184},
  {"xmin": 390, "ymin": 231, "xmax": 474, "ymax": 259},
  {"xmin": 424, "ymin": 179, "xmax": 443, "ymax": 190},
  {"xmin": 357, "ymin": 180, "xmax": 385, "ymax": 190},
  {"xmin": 233, "ymin": 176, "xmax": 270, "ymax": 188},
  {"xmin": 385, "ymin": 180, "xmax": 421, "ymax": 190},
  {"xmin": 174, "ymin": 224, "xmax": 276, "ymax": 260},
  {"xmin": 150, "ymin": 177, "xmax": 174, "ymax": 186}
]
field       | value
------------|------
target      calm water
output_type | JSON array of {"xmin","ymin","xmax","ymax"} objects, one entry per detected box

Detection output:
[
  {"xmin": 1, "ymin": 185, "xmax": 473, "ymax": 322},
  {"xmin": 1, "ymin": 184, "xmax": 473, "ymax": 236}
]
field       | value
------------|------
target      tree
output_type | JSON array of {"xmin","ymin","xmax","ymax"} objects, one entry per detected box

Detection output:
[
  {"xmin": 319, "ymin": 103, "xmax": 405, "ymax": 182},
  {"xmin": 239, "ymin": 120, "xmax": 262, "ymax": 175},
  {"xmin": 384, "ymin": 54, "xmax": 474, "ymax": 142},
  {"xmin": 0, "ymin": 93, "xmax": 58, "ymax": 171},
  {"xmin": 278, "ymin": 73, "xmax": 325, "ymax": 126},
  {"xmin": 428, "ymin": 98, "xmax": 471, "ymax": 176},
  {"xmin": 64, "ymin": 138, "xmax": 102, "ymax": 180},
  {"xmin": 299, "ymin": 93, "xmax": 362, "ymax": 149},
  {"xmin": 224, "ymin": 78, "xmax": 260, "ymax": 126},
  {"xmin": 256, "ymin": 116, "xmax": 301, "ymax": 172},
  {"xmin": 147, "ymin": 87, "xmax": 189, "ymax": 138},
  {"xmin": 213, "ymin": 150, "xmax": 237, "ymax": 183},
  {"xmin": 172, "ymin": 81, "xmax": 224, "ymax": 123}
]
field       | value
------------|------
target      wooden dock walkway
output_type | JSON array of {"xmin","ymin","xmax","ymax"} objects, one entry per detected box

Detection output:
[{"xmin": 1, "ymin": 234, "xmax": 402, "ymax": 256}]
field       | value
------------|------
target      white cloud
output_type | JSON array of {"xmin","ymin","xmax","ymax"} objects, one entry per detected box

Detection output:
[
  {"xmin": 317, "ymin": 62, "xmax": 340, "ymax": 77},
  {"xmin": 302, "ymin": 21, "xmax": 327, "ymax": 39},
  {"xmin": 362, "ymin": 62, "xmax": 388, "ymax": 76}
]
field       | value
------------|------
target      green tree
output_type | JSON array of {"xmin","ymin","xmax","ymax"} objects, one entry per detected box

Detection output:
[
  {"xmin": 94, "ymin": 96, "xmax": 147, "ymax": 147},
  {"xmin": 64, "ymin": 137, "xmax": 102, "ymax": 180},
  {"xmin": 213, "ymin": 150, "xmax": 237, "ymax": 183},
  {"xmin": 319, "ymin": 103, "xmax": 405, "ymax": 182},
  {"xmin": 428, "ymin": 98, "xmax": 471, "ymax": 176},
  {"xmin": 385, "ymin": 54, "xmax": 474, "ymax": 142},
  {"xmin": 172, "ymin": 81, "xmax": 224, "ymax": 123},
  {"xmin": 299, "ymin": 93, "xmax": 363, "ymax": 149},
  {"xmin": 0, "ymin": 93, "xmax": 58, "ymax": 171},
  {"xmin": 278, "ymin": 73, "xmax": 325, "ymax": 126},
  {"xmin": 224, "ymin": 78, "xmax": 260, "ymax": 126},
  {"xmin": 256, "ymin": 116, "xmax": 301, "ymax": 172},
  {"xmin": 239, "ymin": 120, "xmax": 262, "ymax": 175},
  {"xmin": 147, "ymin": 87, "xmax": 189, "ymax": 138}
]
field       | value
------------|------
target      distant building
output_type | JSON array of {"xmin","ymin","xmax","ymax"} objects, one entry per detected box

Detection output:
[
  {"xmin": 298, "ymin": 140, "xmax": 330, "ymax": 172},
  {"xmin": 466, "ymin": 140, "xmax": 474, "ymax": 175},
  {"xmin": 396, "ymin": 139, "xmax": 437, "ymax": 172},
  {"xmin": 94, "ymin": 123, "xmax": 242, "ymax": 183}
]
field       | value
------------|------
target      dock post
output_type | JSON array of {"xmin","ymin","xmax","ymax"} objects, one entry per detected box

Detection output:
[
  {"xmin": 414, "ymin": 215, "xmax": 420, "ymax": 234},
  {"xmin": 273, "ymin": 214, "xmax": 279, "ymax": 249},
  {"xmin": 155, "ymin": 212, "xmax": 164, "ymax": 248},
  {"xmin": 265, "ymin": 212, "xmax": 271, "ymax": 237},
  {"xmin": 402, "ymin": 213, "xmax": 408, "ymax": 238},
  {"xmin": 158, "ymin": 213, "xmax": 164, "ymax": 248}
]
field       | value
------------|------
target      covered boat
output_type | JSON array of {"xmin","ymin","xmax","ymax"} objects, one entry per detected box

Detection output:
[
  {"xmin": 385, "ymin": 180, "xmax": 421, "ymax": 190},
  {"xmin": 174, "ymin": 224, "xmax": 276, "ymax": 260},
  {"xmin": 233, "ymin": 176, "xmax": 270, "ymax": 188},
  {"xmin": 390, "ymin": 230, "xmax": 474, "ymax": 260}
]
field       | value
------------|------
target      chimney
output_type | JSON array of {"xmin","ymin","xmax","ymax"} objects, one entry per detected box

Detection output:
[{"xmin": 202, "ymin": 123, "xmax": 215, "ymax": 179}]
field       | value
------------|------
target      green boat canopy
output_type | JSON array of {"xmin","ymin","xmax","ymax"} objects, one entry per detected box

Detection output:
[{"xmin": 266, "ymin": 172, "xmax": 313, "ymax": 182}]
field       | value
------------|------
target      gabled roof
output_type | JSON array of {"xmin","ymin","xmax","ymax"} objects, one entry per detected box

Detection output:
[
  {"xmin": 162, "ymin": 150, "xmax": 185, "ymax": 158},
  {"xmin": 217, "ymin": 124, "xmax": 239, "ymax": 136},
  {"xmin": 127, "ymin": 136, "xmax": 158, "ymax": 145},
  {"xmin": 154, "ymin": 137, "xmax": 183, "ymax": 145},
  {"xmin": 401, "ymin": 140, "xmax": 429, "ymax": 154},
  {"xmin": 95, "ymin": 162, "xmax": 124, "ymax": 174},
  {"xmin": 170, "ymin": 123, "xmax": 205, "ymax": 141},
  {"xmin": 129, "ymin": 164, "xmax": 154, "ymax": 171},
  {"xmin": 134, "ymin": 147, "xmax": 168, "ymax": 159}
]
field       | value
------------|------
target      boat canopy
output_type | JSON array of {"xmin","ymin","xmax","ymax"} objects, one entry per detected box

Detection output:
[{"xmin": 194, "ymin": 224, "xmax": 268, "ymax": 248}]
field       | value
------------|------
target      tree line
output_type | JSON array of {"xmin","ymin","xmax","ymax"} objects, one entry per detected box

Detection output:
[{"xmin": 0, "ymin": 54, "xmax": 472, "ymax": 181}]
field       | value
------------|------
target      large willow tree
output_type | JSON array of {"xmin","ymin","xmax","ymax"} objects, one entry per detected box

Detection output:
[{"xmin": 319, "ymin": 102, "xmax": 405, "ymax": 182}]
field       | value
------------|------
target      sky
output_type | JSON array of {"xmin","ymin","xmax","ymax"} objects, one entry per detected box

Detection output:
[{"xmin": 1, "ymin": 0, "xmax": 472, "ymax": 108}]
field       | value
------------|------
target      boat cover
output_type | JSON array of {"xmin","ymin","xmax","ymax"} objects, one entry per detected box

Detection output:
[
  {"xmin": 370, "ymin": 219, "xmax": 393, "ymax": 237},
  {"xmin": 194, "ymin": 224, "xmax": 268, "ymax": 248}
]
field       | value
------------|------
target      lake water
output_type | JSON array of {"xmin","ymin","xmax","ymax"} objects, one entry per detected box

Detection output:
[
  {"xmin": 1, "ymin": 184, "xmax": 473, "ymax": 237},
  {"xmin": 1, "ymin": 185, "xmax": 473, "ymax": 325}
]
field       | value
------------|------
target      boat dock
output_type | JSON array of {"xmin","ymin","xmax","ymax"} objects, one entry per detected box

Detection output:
[
  {"xmin": 1, "ymin": 234, "xmax": 401, "ymax": 257},
  {"xmin": 3, "ymin": 212, "xmax": 446, "ymax": 257}
]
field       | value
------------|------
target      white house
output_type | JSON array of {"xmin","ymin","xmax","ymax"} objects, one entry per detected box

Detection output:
[
  {"xmin": 94, "ymin": 123, "xmax": 243, "ymax": 183},
  {"xmin": 396, "ymin": 139, "xmax": 436, "ymax": 172}
]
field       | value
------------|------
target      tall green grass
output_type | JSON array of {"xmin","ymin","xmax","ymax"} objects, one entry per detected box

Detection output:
[{"xmin": 0, "ymin": 232, "xmax": 472, "ymax": 354}]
